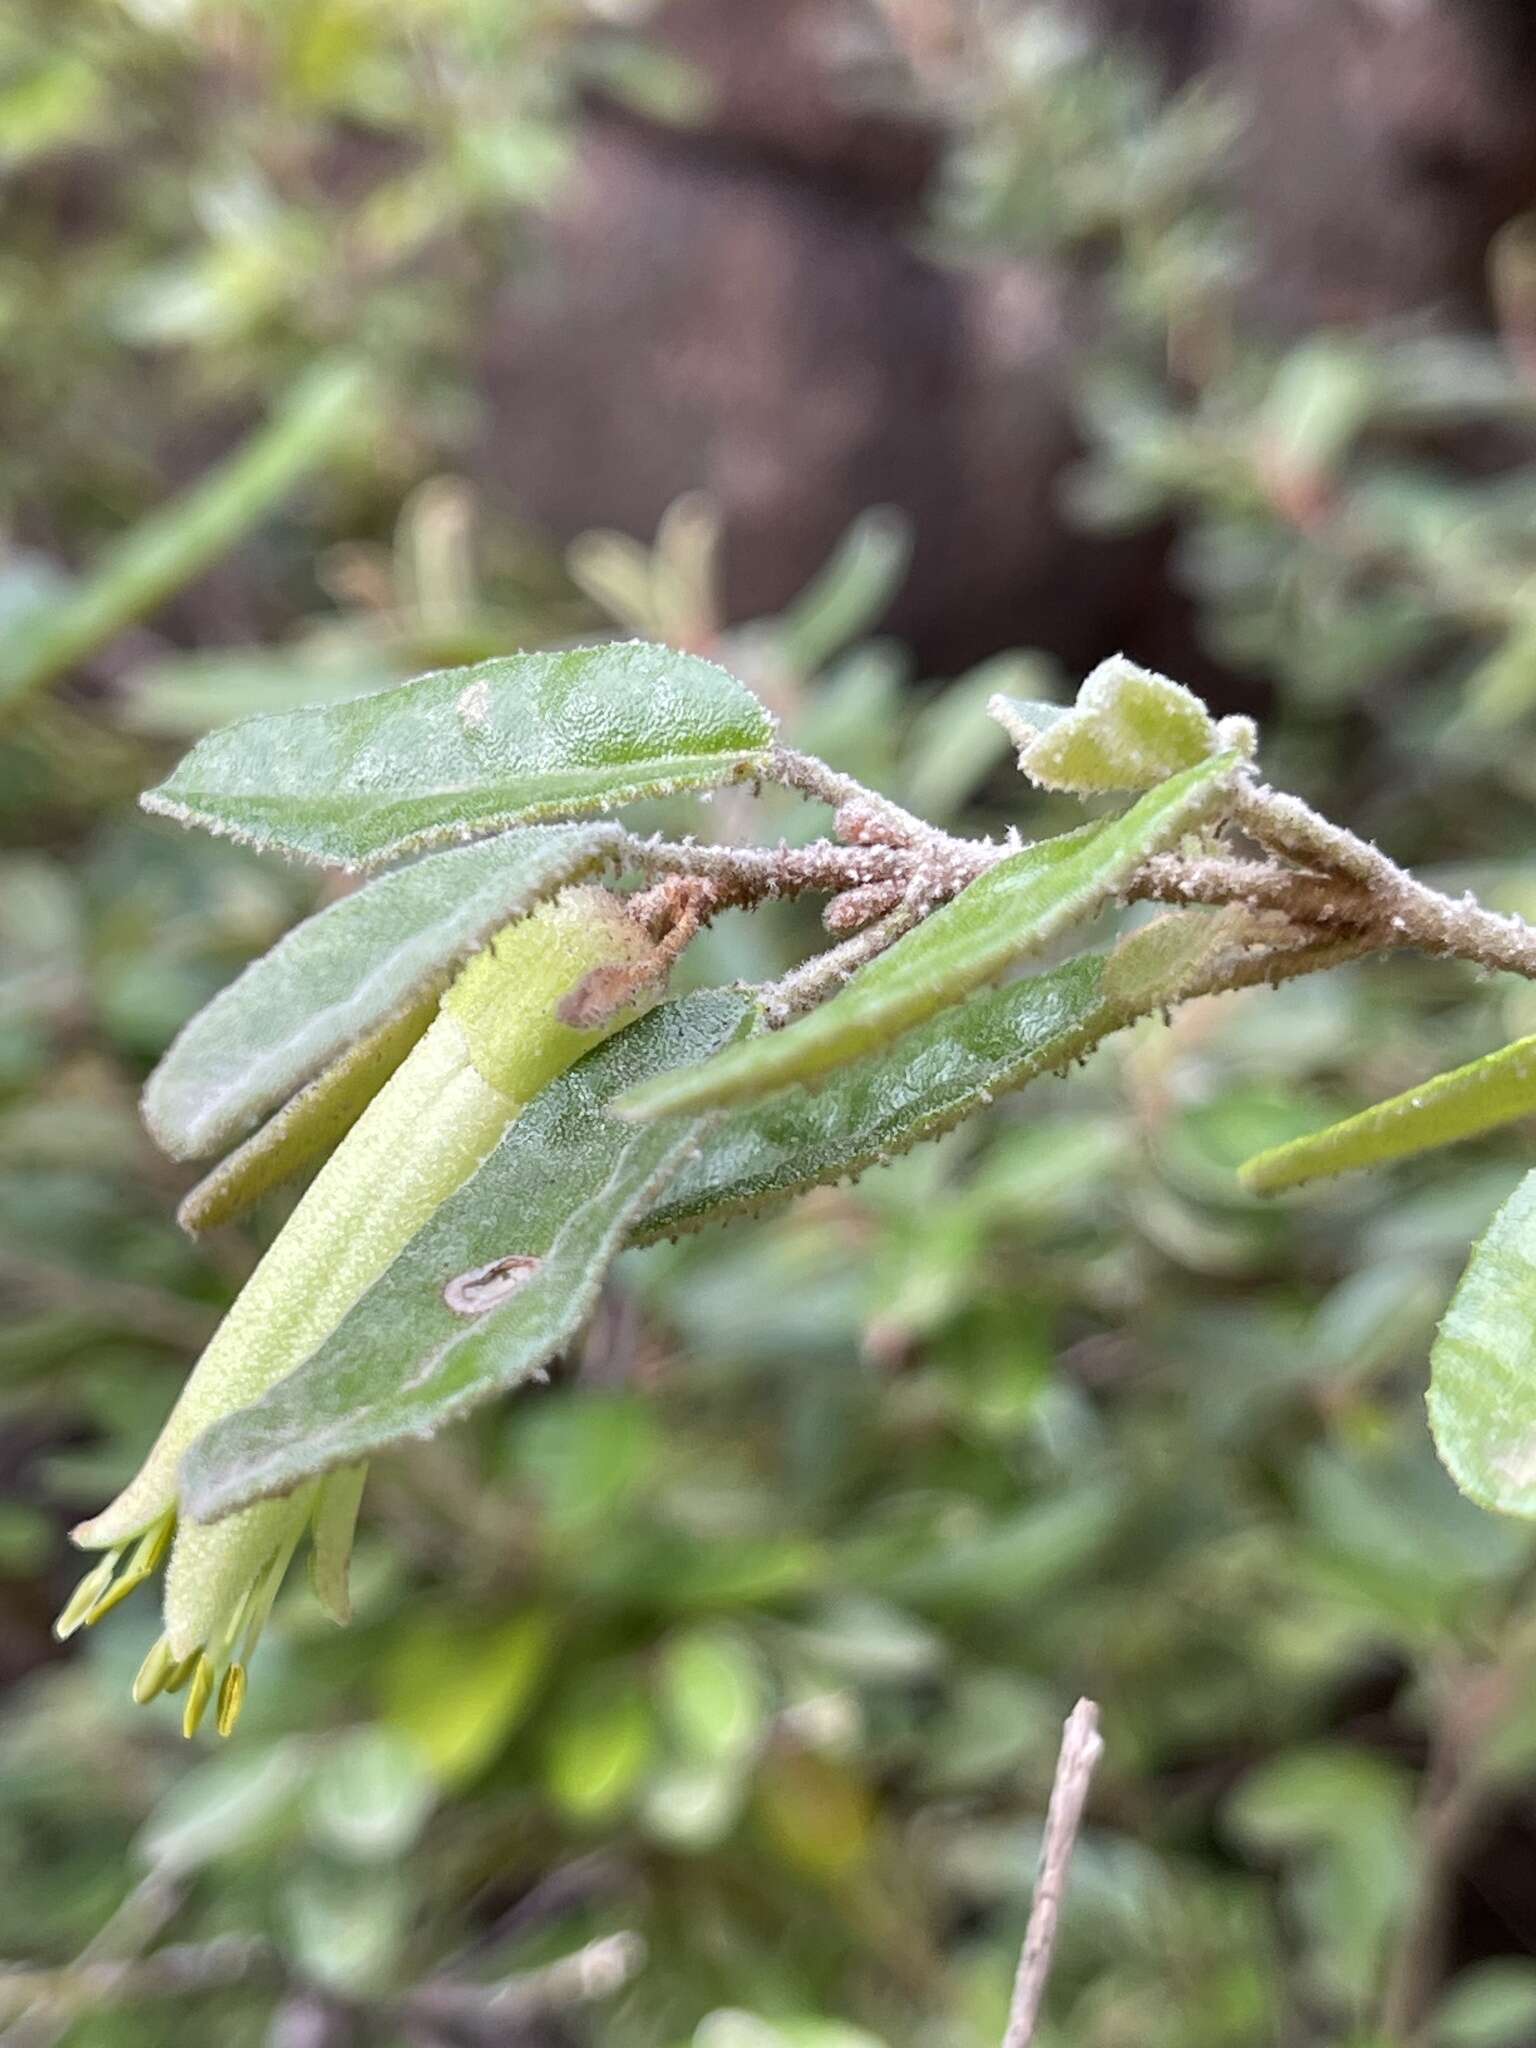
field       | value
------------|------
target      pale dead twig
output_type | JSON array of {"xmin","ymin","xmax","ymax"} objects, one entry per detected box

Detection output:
[{"xmin": 1003, "ymin": 1698, "xmax": 1104, "ymax": 2048}]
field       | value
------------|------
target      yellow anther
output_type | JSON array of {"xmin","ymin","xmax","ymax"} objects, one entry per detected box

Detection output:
[
  {"xmin": 84, "ymin": 1566, "xmax": 152, "ymax": 1626},
  {"xmin": 162, "ymin": 1651, "xmax": 200, "ymax": 1696},
  {"xmin": 134, "ymin": 1513, "xmax": 175, "ymax": 1577},
  {"xmin": 216, "ymin": 1663, "xmax": 247, "ymax": 1739},
  {"xmin": 132, "ymin": 1636, "xmax": 179, "ymax": 1706},
  {"xmin": 54, "ymin": 1552, "xmax": 121, "ymax": 1640},
  {"xmin": 182, "ymin": 1654, "xmax": 216, "ymax": 1738}
]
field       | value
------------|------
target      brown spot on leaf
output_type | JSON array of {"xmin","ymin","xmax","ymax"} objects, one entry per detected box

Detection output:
[{"xmin": 444, "ymin": 1253, "xmax": 543, "ymax": 1315}]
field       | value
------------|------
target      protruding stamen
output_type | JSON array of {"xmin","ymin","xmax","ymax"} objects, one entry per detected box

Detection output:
[
  {"xmin": 132, "ymin": 1636, "xmax": 179, "ymax": 1705},
  {"xmin": 216, "ymin": 1663, "xmax": 247, "ymax": 1739},
  {"xmin": 54, "ymin": 1550, "xmax": 123, "ymax": 1640},
  {"xmin": 84, "ymin": 1514, "xmax": 176, "ymax": 1624},
  {"xmin": 85, "ymin": 1567, "xmax": 152, "ymax": 1626},
  {"xmin": 132, "ymin": 1512, "xmax": 175, "ymax": 1578},
  {"xmin": 182, "ymin": 1654, "xmax": 216, "ymax": 1738},
  {"xmin": 162, "ymin": 1650, "xmax": 200, "ymax": 1696}
]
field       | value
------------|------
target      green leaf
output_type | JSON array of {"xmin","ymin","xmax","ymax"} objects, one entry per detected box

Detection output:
[
  {"xmin": 868, "ymin": 1484, "xmax": 1121, "ymax": 1615},
  {"xmin": 0, "ymin": 359, "xmax": 368, "ymax": 718},
  {"xmin": 137, "ymin": 1743, "xmax": 308, "ymax": 1875},
  {"xmin": 1102, "ymin": 904, "xmax": 1253, "ymax": 1013},
  {"xmin": 1241, "ymin": 1034, "xmax": 1536, "ymax": 1195},
  {"xmin": 142, "ymin": 642, "xmax": 776, "ymax": 868},
  {"xmin": 145, "ymin": 821, "xmax": 625, "ymax": 1159},
  {"xmin": 638, "ymin": 954, "xmax": 1116, "ymax": 1239},
  {"xmin": 307, "ymin": 1727, "xmax": 435, "ymax": 1862},
  {"xmin": 1434, "ymin": 1961, "xmax": 1536, "ymax": 2048},
  {"xmin": 542, "ymin": 1672, "xmax": 657, "ymax": 1822},
  {"xmin": 180, "ymin": 992, "xmax": 754, "ymax": 1518},
  {"xmin": 1429, "ymin": 1168, "xmax": 1536, "ymax": 1518},
  {"xmin": 618, "ymin": 754, "xmax": 1236, "ymax": 1121},
  {"xmin": 381, "ymin": 1610, "xmax": 555, "ymax": 1786},
  {"xmin": 659, "ymin": 1627, "xmax": 769, "ymax": 1765},
  {"xmin": 994, "ymin": 654, "xmax": 1218, "ymax": 793},
  {"xmin": 773, "ymin": 508, "xmax": 910, "ymax": 674}
]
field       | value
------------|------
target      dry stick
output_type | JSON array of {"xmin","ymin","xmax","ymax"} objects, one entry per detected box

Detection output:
[
  {"xmin": 401, "ymin": 1932, "xmax": 646, "ymax": 2036},
  {"xmin": 0, "ymin": 1940, "xmax": 273, "ymax": 2044},
  {"xmin": 1003, "ymin": 1698, "xmax": 1105, "ymax": 2048}
]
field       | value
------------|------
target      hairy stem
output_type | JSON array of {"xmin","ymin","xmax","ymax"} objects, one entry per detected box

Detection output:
[
  {"xmin": 767, "ymin": 745, "xmax": 945, "ymax": 847},
  {"xmin": 759, "ymin": 893, "xmax": 930, "ymax": 1022},
  {"xmin": 1235, "ymin": 781, "xmax": 1536, "ymax": 980},
  {"xmin": 624, "ymin": 833, "xmax": 916, "ymax": 905},
  {"xmin": 1129, "ymin": 852, "xmax": 1379, "ymax": 931}
]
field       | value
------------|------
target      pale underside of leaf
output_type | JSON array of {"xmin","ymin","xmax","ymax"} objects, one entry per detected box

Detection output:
[
  {"xmin": 145, "ymin": 822, "xmax": 625, "ymax": 1160},
  {"xmin": 616, "ymin": 752, "xmax": 1238, "ymax": 1121},
  {"xmin": 1429, "ymin": 1168, "xmax": 1536, "ymax": 1518},
  {"xmin": 141, "ymin": 642, "xmax": 777, "ymax": 869},
  {"xmin": 176, "ymin": 994, "xmax": 441, "ymax": 1233},
  {"xmin": 180, "ymin": 992, "xmax": 754, "ymax": 1520},
  {"xmin": 1242, "ymin": 1033, "xmax": 1536, "ymax": 1194}
]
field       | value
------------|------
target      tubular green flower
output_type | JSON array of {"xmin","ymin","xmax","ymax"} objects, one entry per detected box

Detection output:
[{"xmin": 58, "ymin": 887, "xmax": 660, "ymax": 1735}]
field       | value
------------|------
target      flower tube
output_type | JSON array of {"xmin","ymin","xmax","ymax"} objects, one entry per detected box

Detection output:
[{"xmin": 59, "ymin": 887, "xmax": 660, "ymax": 1735}]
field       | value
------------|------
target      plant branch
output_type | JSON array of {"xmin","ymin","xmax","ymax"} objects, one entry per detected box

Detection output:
[
  {"xmin": 1234, "ymin": 780, "xmax": 1536, "ymax": 980},
  {"xmin": 628, "ymin": 755, "xmax": 1536, "ymax": 1052},
  {"xmin": 766, "ymin": 745, "xmax": 946, "ymax": 848},
  {"xmin": 759, "ymin": 892, "xmax": 930, "ymax": 1023},
  {"xmin": 399, "ymin": 1932, "xmax": 645, "ymax": 2038},
  {"xmin": 1003, "ymin": 1698, "xmax": 1104, "ymax": 2048},
  {"xmin": 625, "ymin": 833, "xmax": 917, "ymax": 906},
  {"xmin": 0, "ymin": 1940, "xmax": 274, "ymax": 2039},
  {"xmin": 1129, "ymin": 852, "xmax": 1379, "ymax": 931}
]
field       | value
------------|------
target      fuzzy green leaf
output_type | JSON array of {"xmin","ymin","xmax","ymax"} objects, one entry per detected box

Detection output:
[
  {"xmin": 145, "ymin": 823, "xmax": 625, "ymax": 1159},
  {"xmin": 142, "ymin": 642, "xmax": 776, "ymax": 868},
  {"xmin": 1430, "ymin": 1169, "xmax": 1536, "ymax": 1518},
  {"xmin": 1242, "ymin": 1034, "xmax": 1536, "ymax": 1195},
  {"xmin": 637, "ymin": 955, "xmax": 1116, "ymax": 1238},
  {"xmin": 617, "ymin": 754, "xmax": 1237, "ymax": 1121},
  {"xmin": 994, "ymin": 654, "xmax": 1217, "ymax": 794},
  {"xmin": 180, "ymin": 992, "xmax": 753, "ymax": 1519},
  {"xmin": 1102, "ymin": 904, "xmax": 1254, "ymax": 1013}
]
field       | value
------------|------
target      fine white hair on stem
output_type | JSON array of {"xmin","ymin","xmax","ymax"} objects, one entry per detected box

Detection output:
[{"xmin": 1003, "ymin": 1697, "xmax": 1104, "ymax": 2048}]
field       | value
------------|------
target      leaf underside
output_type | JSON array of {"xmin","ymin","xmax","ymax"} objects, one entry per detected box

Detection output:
[
  {"xmin": 1429, "ymin": 1168, "xmax": 1536, "ymax": 1518},
  {"xmin": 145, "ymin": 822, "xmax": 625, "ymax": 1160},
  {"xmin": 617, "ymin": 753, "xmax": 1238, "ymax": 1121},
  {"xmin": 1242, "ymin": 1032, "xmax": 1536, "ymax": 1194},
  {"xmin": 181, "ymin": 992, "xmax": 754, "ymax": 1520},
  {"xmin": 142, "ymin": 642, "xmax": 777, "ymax": 869}
]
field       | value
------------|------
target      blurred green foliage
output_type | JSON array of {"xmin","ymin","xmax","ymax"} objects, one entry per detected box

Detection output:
[{"xmin": 8, "ymin": 4, "xmax": 1536, "ymax": 2047}]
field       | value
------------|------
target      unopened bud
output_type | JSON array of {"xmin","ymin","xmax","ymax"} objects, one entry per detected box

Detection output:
[{"xmin": 823, "ymin": 879, "xmax": 904, "ymax": 935}]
